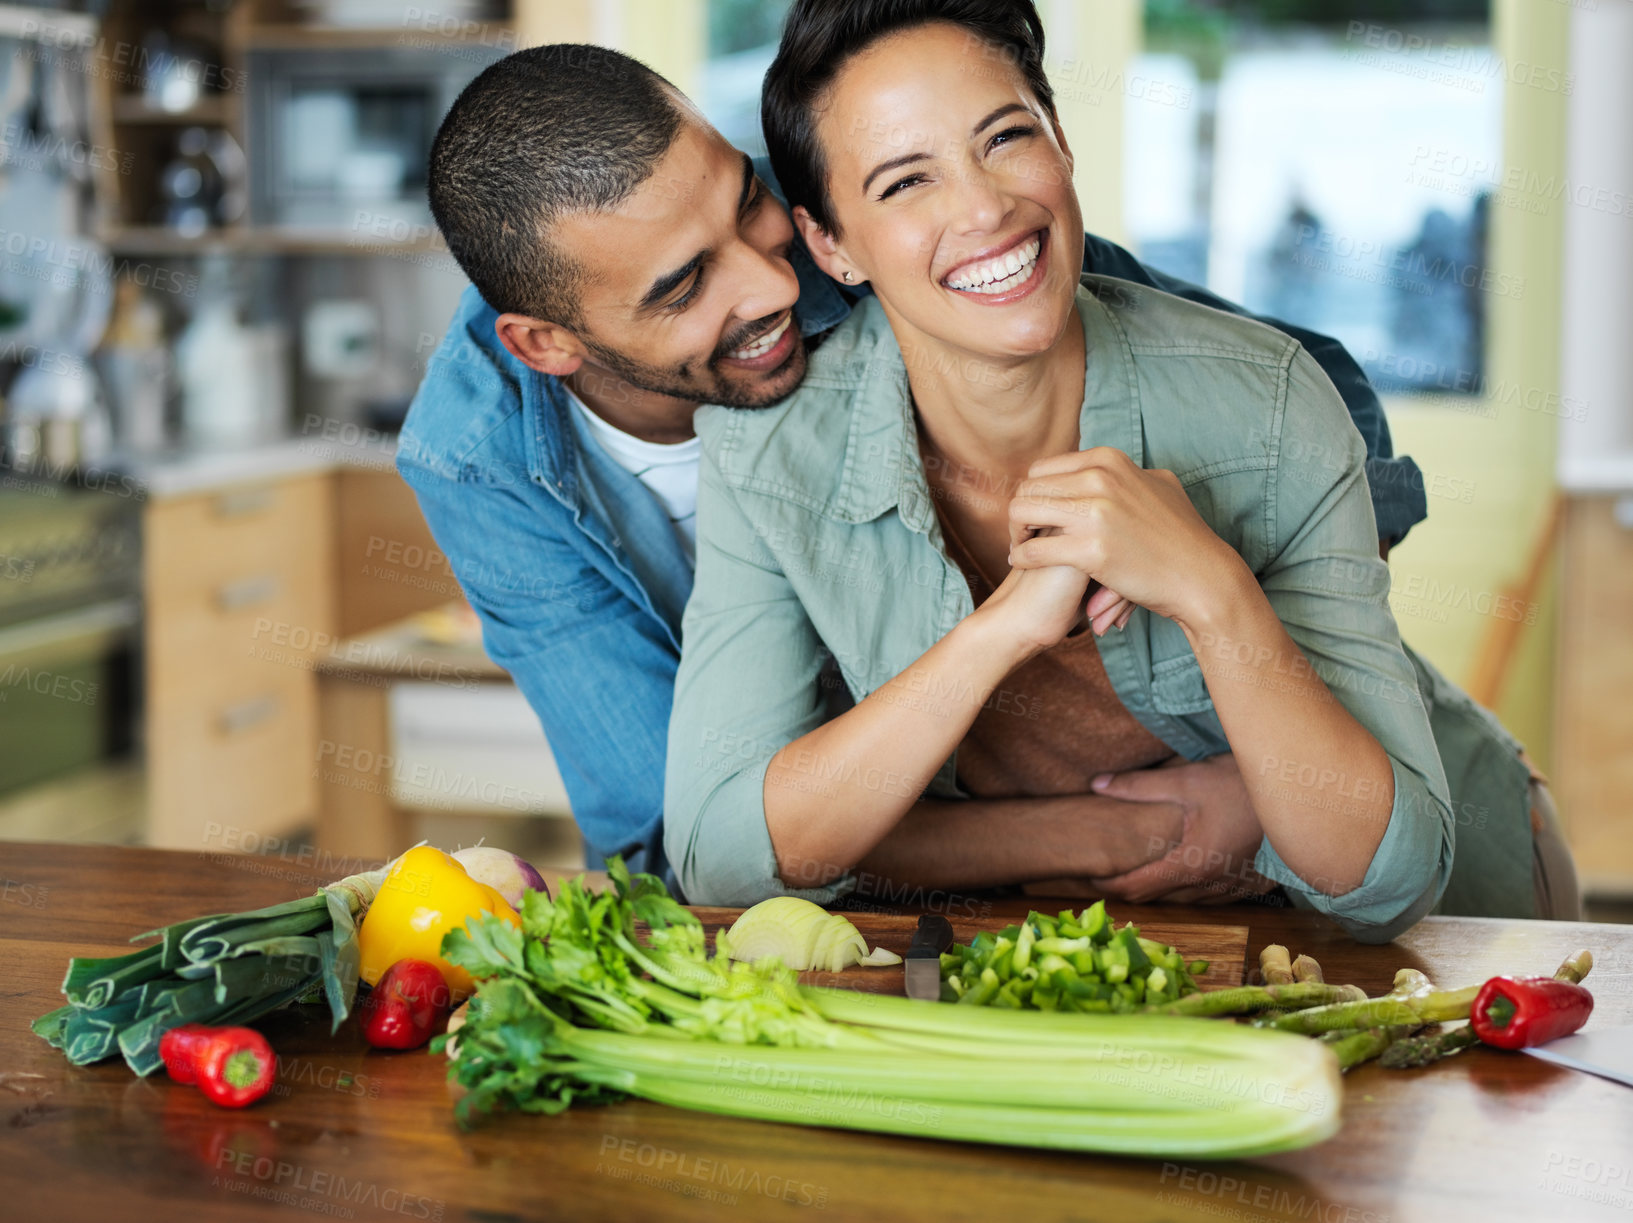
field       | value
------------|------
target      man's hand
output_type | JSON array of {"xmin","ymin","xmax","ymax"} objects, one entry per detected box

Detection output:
[{"xmin": 1087, "ymin": 755, "xmax": 1275, "ymax": 904}]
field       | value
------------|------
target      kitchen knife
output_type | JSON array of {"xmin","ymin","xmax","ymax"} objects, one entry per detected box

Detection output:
[{"xmin": 904, "ymin": 914, "xmax": 955, "ymax": 1001}]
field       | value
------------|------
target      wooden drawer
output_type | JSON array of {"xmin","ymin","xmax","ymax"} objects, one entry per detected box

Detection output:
[
  {"xmin": 145, "ymin": 656, "xmax": 317, "ymax": 849},
  {"xmin": 146, "ymin": 474, "xmax": 335, "ymax": 661},
  {"xmin": 144, "ymin": 472, "xmax": 336, "ymax": 850}
]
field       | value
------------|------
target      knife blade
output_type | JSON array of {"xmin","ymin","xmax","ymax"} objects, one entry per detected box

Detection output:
[{"xmin": 904, "ymin": 914, "xmax": 955, "ymax": 1001}]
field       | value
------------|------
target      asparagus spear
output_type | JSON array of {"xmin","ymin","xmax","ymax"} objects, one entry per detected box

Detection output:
[
  {"xmin": 1377, "ymin": 1020, "xmax": 1479, "ymax": 1069},
  {"xmin": 1330, "ymin": 1025, "xmax": 1420, "ymax": 1071},
  {"xmin": 1269, "ymin": 967, "xmax": 1474, "ymax": 1035},
  {"xmin": 1379, "ymin": 950, "xmax": 1594, "ymax": 1070},
  {"xmin": 1327, "ymin": 970, "xmax": 1440, "ymax": 1067},
  {"xmin": 1291, "ymin": 954, "xmax": 1324, "ymax": 984},
  {"xmin": 1556, "ymin": 949, "xmax": 1594, "ymax": 985},
  {"xmin": 1147, "ymin": 981, "xmax": 1360, "ymax": 1017},
  {"xmin": 1260, "ymin": 944, "xmax": 1295, "ymax": 986},
  {"xmin": 1317, "ymin": 1028, "xmax": 1364, "ymax": 1044}
]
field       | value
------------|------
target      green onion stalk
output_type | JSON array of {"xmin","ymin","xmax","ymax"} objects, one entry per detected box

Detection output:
[
  {"xmin": 32, "ymin": 867, "xmax": 387, "ymax": 1074},
  {"xmin": 437, "ymin": 861, "xmax": 1343, "ymax": 1159}
]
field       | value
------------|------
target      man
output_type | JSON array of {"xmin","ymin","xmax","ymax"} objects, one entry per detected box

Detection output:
[{"xmin": 399, "ymin": 43, "xmax": 1427, "ymax": 900}]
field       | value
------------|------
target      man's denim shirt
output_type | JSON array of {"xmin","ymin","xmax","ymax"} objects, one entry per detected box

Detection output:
[{"xmin": 396, "ymin": 161, "xmax": 1427, "ymax": 889}]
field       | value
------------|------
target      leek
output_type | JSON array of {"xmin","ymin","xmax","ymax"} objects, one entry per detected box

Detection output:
[
  {"xmin": 438, "ymin": 860, "xmax": 1342, "ymax": 1158},
  {"xmin": 32, "ymin": 867, "xmax": 386, "ymax": 1074}
]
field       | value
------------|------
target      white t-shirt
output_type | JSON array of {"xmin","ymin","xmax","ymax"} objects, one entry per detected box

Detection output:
[{"xmin": 565, "ymin": 386, "xmax": 701, "ymax": 559}]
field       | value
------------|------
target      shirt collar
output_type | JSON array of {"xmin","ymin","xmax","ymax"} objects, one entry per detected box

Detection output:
[
  {"xmin": 523, "ymin": 366, "xmax": 583, "ymax": 508},
  {"xmin": 831, "ymin": 277, "xmax": 1144, "ymax": 526}
]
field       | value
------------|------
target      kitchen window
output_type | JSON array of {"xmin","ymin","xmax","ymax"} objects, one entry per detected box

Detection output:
[{"xmin": 1126, "ymin": 0, "xmax": 1500, "ymax": 397}]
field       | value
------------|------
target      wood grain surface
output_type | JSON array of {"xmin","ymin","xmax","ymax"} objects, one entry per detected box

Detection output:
[{"xmin": 3, "ymin": 843, "xmax": 1632, "ymax": 1223}]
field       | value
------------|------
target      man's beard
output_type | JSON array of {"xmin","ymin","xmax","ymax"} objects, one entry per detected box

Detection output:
[{"xmin": 578, "ymin": 314, "xmax": 807, "ymax": 410}]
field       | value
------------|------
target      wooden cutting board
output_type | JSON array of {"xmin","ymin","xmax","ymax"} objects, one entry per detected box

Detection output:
[{"xmin": 683, "ymin": 906, "xmax": 1248, "ymax": 995}]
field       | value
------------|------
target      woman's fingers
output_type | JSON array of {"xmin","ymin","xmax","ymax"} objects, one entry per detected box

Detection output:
[
  {"xmin": 1086, "ymin": 584, "xmax": 1132, "ymax": 635},
  {"xmin": 1085, "ymin": 584, "xmax": 1123, "ymax": 619},
  {"xmin": 1090, "ymin": 597, "xmax": 1131, "ymax": 637},
  {"xmin": 1009, "ymin": 532, "xmax": 1092, "ymax": 572},
  {"xmin": 1025, "ymin": 446, "xmax": 1136, "ymax": 480},
  {"xmin": 1007, "ymin": 493, "xmax": 1098, "ymax": 539}
]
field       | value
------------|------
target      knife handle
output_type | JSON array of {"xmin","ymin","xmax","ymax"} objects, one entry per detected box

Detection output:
[{"xmin": 908, "ymin": 914, "xmax": 955, "ymax": 957}]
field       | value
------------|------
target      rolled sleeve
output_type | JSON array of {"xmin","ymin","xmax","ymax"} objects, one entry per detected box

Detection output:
[
  {"xmin": 1251, "ymin": 346, "xmax": 1455, "ymax": 940},
  {"xmin": 1254, "ymin": 756, "xmax": 1448, "ymax": 943},
  {"xmin": 663, "ymin": 450, "xmax": 857, "ymax": 906}
]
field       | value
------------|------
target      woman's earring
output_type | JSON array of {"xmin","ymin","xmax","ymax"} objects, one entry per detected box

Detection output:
[{"xmin": 843, "ymin": 271, "xmax": 855, "ymax": 283}]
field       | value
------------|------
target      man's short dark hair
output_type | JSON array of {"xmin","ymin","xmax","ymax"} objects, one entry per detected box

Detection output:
[
  {"xmin": 762, "ymin": 0, "xmax": 1055, "ymax": 239},
  {"xmin": 428, "ymin": 44, "xmax": 685, "ymax": 326}
]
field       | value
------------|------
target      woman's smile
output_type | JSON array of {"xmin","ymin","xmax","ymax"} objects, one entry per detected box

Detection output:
[{"xmin": 942, "ymin": 228, "xmax": 1049, "ymax": 303}]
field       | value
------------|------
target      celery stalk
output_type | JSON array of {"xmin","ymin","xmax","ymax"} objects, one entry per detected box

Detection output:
[{"xmin": 438, "ymin": 861, "xmax": 1344, "ymax": 1158}]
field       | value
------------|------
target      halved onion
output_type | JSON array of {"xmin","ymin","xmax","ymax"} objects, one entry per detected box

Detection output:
[{"xmin": 720, "ymin": 897, "xmax": 902, "ymax": 972}]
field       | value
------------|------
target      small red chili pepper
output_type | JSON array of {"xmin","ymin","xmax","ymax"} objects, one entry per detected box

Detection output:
[
  {"xmin": 194, "ymin": 1027, "xmax": 278, "ymax": 1108},
  {"xmin": 1470, "ymin": 975, "xmax": 1594, "ymax": 1050},
  {"xmin": 359, "ymin": 959, "xmax": 452, "ymax": 1050},
  {"xmin": 159, "ymin": 1023, "xmax": 213, "ymax": 1084}
]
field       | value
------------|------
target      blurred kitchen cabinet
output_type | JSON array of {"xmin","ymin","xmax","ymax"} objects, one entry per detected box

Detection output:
[
  {"xmin": 334, "ymin": 467, "xmax": 454, "ymax": 639},
  {"xmin": 1552, "ymin": 495, "xmax": 1633, "ymax": 895},
  {"xmin": 144, "ymin": 472, "xmax": 336, "ymax": 848},
  {"xmin": 89, "ymin": 1, "xmax": 251, "ymax": 245},
  {"xmin": 91, "ymin": 0, "xmax": 517, "ymax": 256},
  {"xmin": 144, "ymin": 462, "xmax": 456, "ymax": 849}
]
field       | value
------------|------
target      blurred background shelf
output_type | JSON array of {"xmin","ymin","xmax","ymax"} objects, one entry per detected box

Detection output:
[
  {"xmin": 243, "ymin": 22, "xmax": 515, "ymax": 50},
  {"xmin": 110, "ymin": 96, "xmax": 234, "ymax": 126},
  {"xmin": 99, "ymin": 224, "xmax": 452, "ymax": 257}
]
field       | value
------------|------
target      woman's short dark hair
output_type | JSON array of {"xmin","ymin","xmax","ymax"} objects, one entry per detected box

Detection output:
[{"xmin": 762, "ymin": 0, "xmax": 1055, "ymax": 238}]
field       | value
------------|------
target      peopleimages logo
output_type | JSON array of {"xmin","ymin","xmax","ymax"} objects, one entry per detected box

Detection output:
[{"xmin": 1157, "ymin": 1165, "xmax": 1392, "ymax": 1222}]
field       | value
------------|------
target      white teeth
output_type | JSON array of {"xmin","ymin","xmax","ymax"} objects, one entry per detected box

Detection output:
[
  {"xmin": 728, "ymin": 313, "xmax": 791, "ymax": 360},
  {"xmin": 946, "ymin": 236, "xmax": 1041, "ymax": 293}
]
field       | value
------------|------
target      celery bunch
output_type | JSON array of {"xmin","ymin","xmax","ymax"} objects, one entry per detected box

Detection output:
[
  {"xmin": 938, "ymin": 901, "xmax": 1209, "ymax": 1010},
  {"xmin": 437, "ymin": 861, "xmax": 1342, "ymax": 1158}
]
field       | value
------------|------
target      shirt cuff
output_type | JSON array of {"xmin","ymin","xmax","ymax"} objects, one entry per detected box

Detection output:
[
  {"xmin": 671, "ymin": 770, "xmax": 859, "ymax": 909},
  {"xmin": 1252, "ymin": 755, "xmax": 1451, "ymax": 943}
]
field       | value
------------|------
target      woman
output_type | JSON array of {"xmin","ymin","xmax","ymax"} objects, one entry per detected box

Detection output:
[{"xmin": 663, "ymin": 0, "xmax": 1576, "ymax": 938}]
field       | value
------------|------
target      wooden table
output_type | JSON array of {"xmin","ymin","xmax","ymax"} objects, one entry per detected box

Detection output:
[{"xmin": 5, "ymin": 843, "xmax": 1633, "ymax": 1222}]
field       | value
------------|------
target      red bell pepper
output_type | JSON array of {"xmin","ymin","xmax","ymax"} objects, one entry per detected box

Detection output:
[
  {"xmin": 359, "ymin": 959, "xmax": 452, "ymax": 1050},
  {"xmin": 194, "ymin": 1027, "xmax": 278, "ymax": 1108},
  {"xmin": 1470, "ymin": 975, "xmax": 1594, "ymax": 1050},
  {"xmin": 159, "ymin": 1023, "xmax": 214, "ymax": 1084}
]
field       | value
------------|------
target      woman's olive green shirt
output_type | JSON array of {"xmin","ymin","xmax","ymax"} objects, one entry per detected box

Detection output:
[{"xmin": 664, "ymin": 276, "xmax": 1532, "ymax": 942}]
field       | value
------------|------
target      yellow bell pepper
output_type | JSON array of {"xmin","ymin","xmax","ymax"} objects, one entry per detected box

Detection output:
[{"xmin": 358, "ymin": 846, "xmax": 521, "ymax": 1001}]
